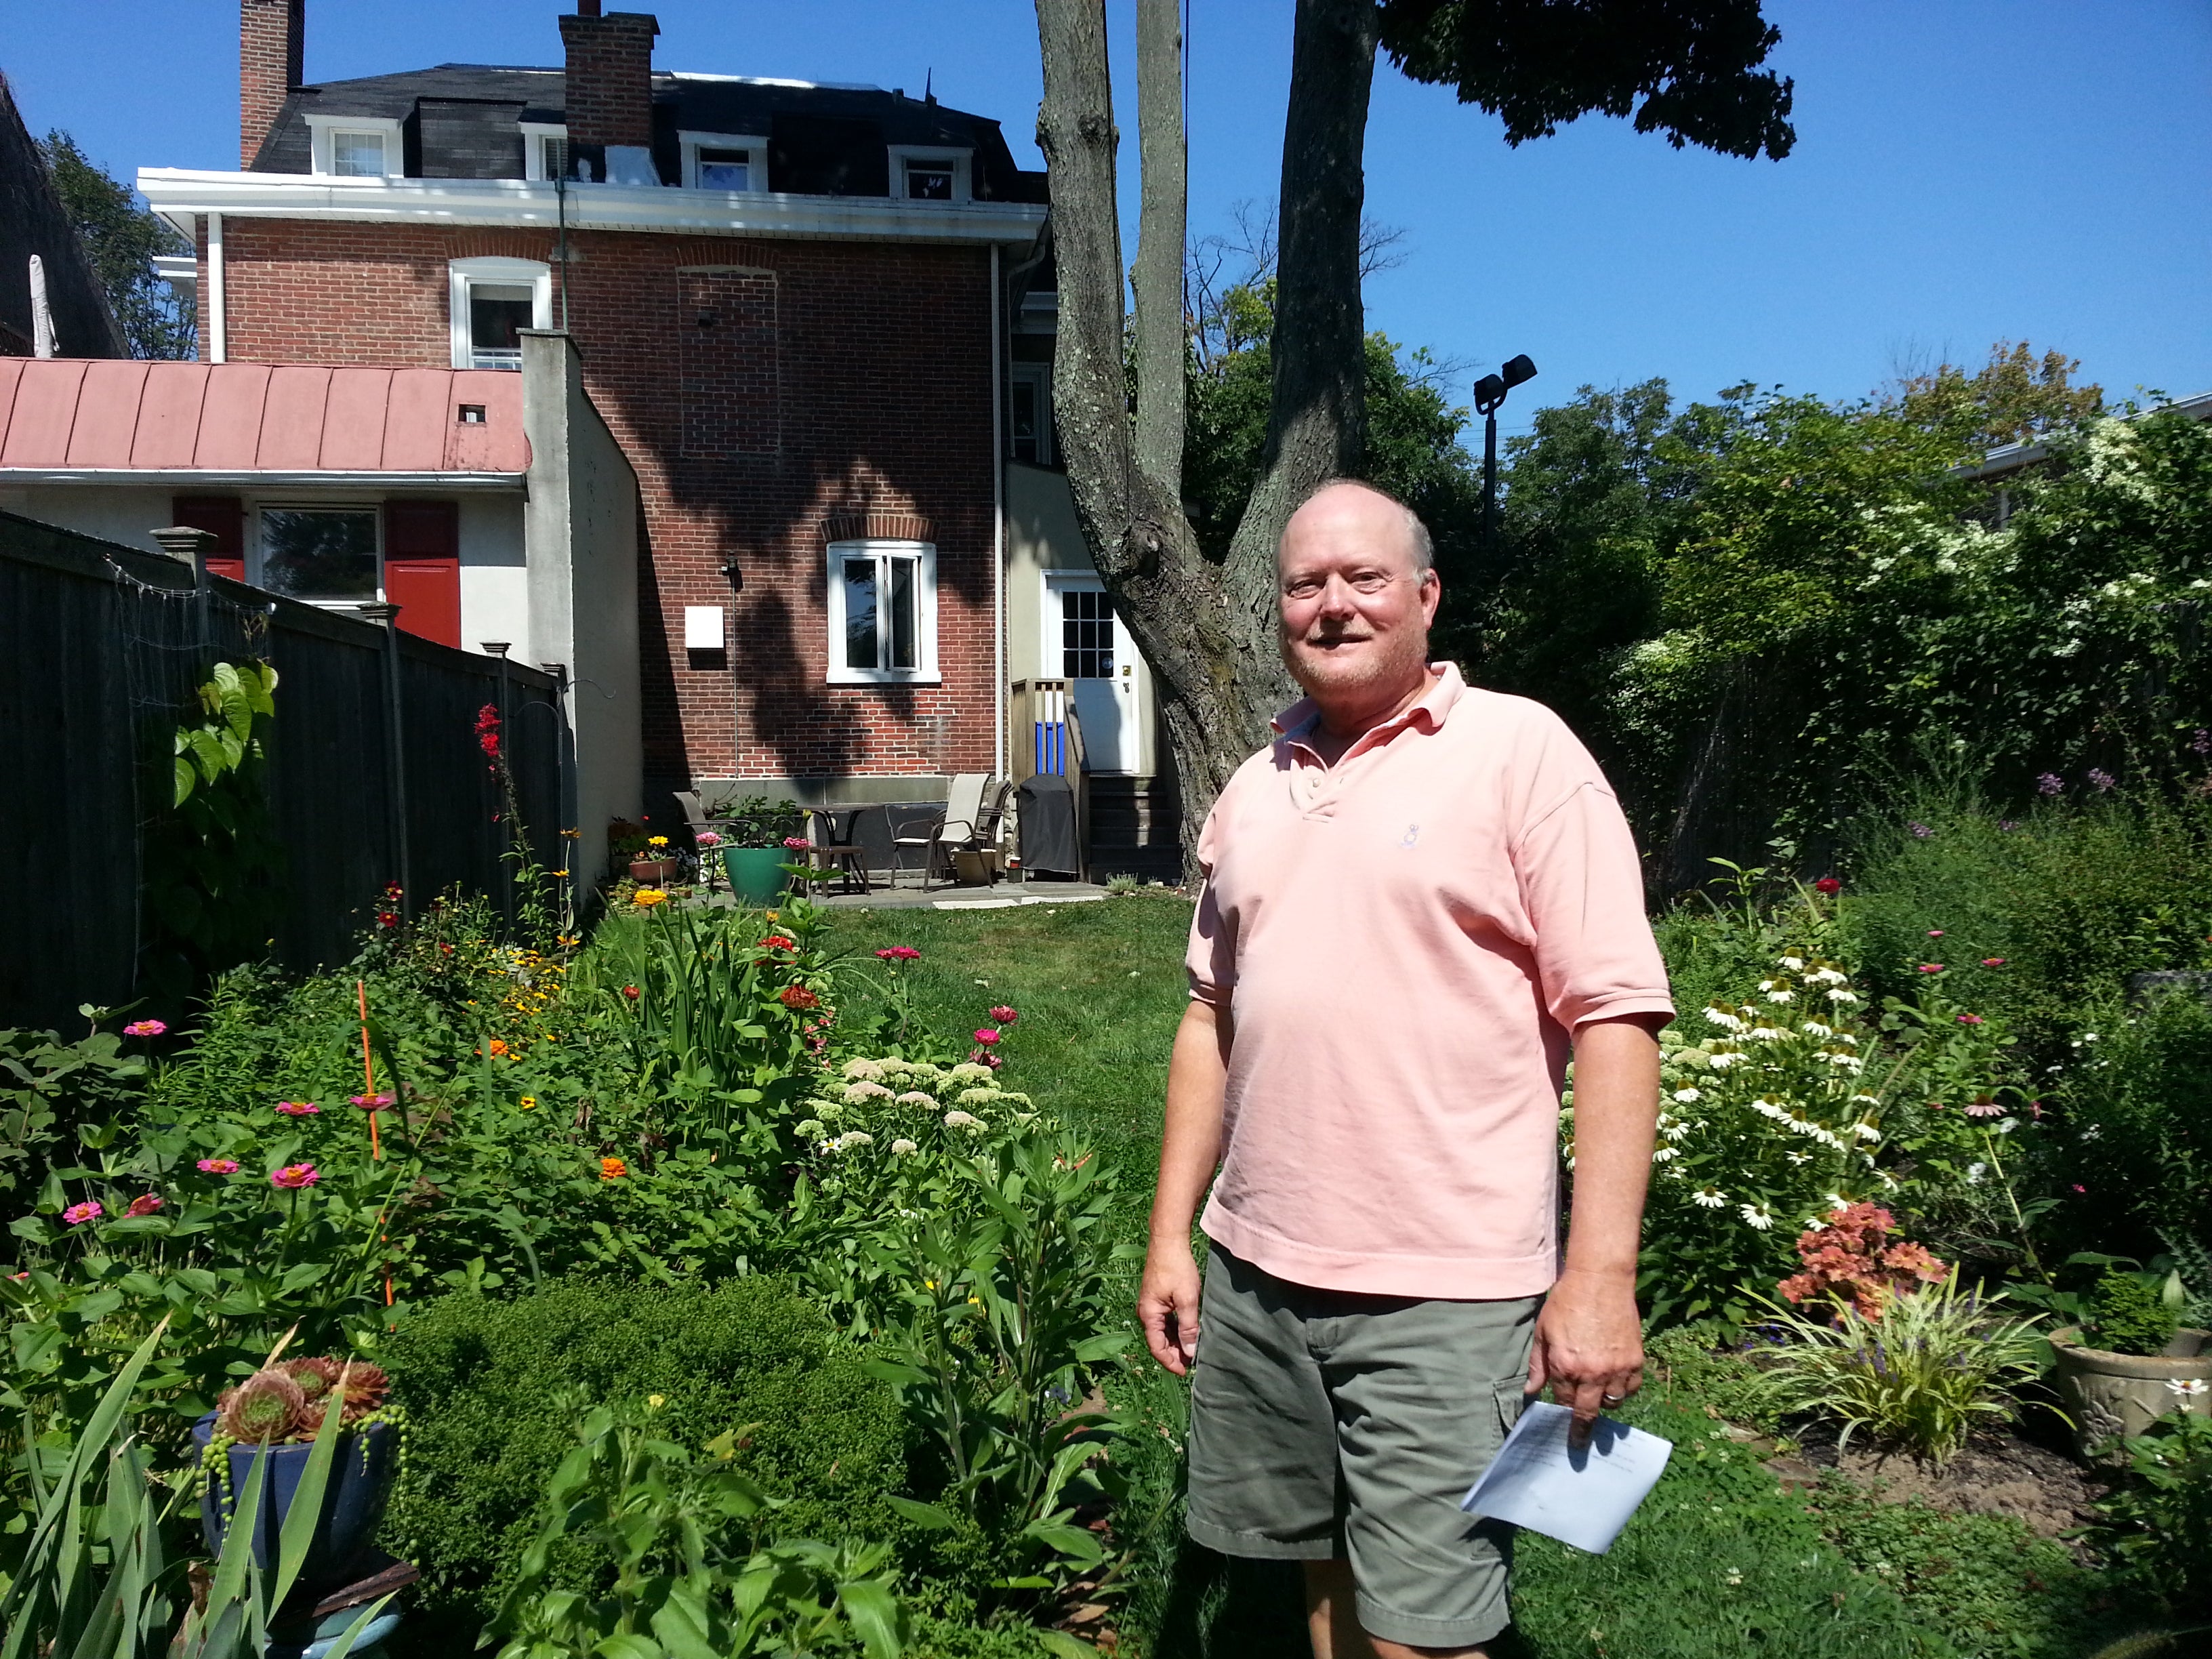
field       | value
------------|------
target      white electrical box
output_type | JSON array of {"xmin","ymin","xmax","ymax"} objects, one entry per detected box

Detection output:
[{"xmin": 683, "ymin": 605, "xmax": 724, "ymax": 650}]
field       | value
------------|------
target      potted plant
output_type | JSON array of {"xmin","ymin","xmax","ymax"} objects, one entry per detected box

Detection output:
[
  {"xmin": 628, "ymin": 833, "xmax": 680, "ymax": 888},
  {"xmin": 191, "ymin": 1357, "xmax": 401, "ymax": 1596},
  {"xmin": 2050, "ymin": 1269, "xmax": 2211, "ymax": 1460},
  {"xmin": 706, "ymin": 794, "xmax": 806, "ymax": 904}
]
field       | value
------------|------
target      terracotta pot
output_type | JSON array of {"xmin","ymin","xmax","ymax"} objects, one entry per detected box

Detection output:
[
  {"xmin": 2049, "ymin": 1325, "xmax": 2211, "ymax": 1462},
  {"xmin": 629, "ymin": 858, "xmax": 677, "ymax": 886}
]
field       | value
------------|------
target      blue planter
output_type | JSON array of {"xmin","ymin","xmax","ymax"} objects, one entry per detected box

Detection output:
[
  {"xmin": 191, "ymin": 1414, "xmax": 395, "ymax": 1593},
  {"xmin": 722, "ymin": 846, "xmax": 792, "ymax": 905}
]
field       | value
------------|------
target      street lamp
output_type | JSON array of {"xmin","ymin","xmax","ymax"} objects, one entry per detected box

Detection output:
[{"xmin": 1475, "ymin": 353, "xmax": 1537, "ymax": 553}]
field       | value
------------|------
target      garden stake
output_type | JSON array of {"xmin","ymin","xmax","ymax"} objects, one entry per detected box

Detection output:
[{"xmin": 355, "ymin": 979, "xmax": 394, "ymax": 1311}]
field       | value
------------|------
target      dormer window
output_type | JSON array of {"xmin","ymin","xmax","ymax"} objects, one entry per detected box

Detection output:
[
  {"xmin": 520, "ymin": 123, "xmax": 571, "ymax": 182},
  {"xmin": 680, "ymin": 131, "xmax": 769, "ymax": 192},
  {"xmin": 887, "ymin": 146, "xmax": 972, "ymax": 203},
  {"xmin": 306, "ymin": 115, "xmax": 405, "ymax": 179}
]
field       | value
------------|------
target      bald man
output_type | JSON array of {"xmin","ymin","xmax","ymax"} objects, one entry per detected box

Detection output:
[{"xmin": 1139, "ymin": 479, "xmax": 1674, "ymax": 1658}]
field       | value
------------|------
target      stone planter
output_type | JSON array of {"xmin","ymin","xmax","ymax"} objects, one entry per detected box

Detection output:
[{"xmin": 2049, "ymin": 1326, "xmax": 2211, "ymax": 1461}]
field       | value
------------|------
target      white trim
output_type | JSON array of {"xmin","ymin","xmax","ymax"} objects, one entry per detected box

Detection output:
[
  {"xmin": 0, "ymin": 469, "xmax": 522, "ymax": 489},
  {"xmin": 154, "ymin": 254, "xmax": 197, "ymax": 289},
  {"xmin": 304, "ymin": 115, "xmax": 407, "ymax": 179},
  {"xmin": 678, "ymin": 131, "xmax": 770, "ymax": 192},
  {"xmin": 991, "ymin": 243, "xmax": 1006, "ymax": 781},
  {"xmin": 138, "ymin": 168, "xmax": 1048, "ymax": 245},
  {"xmin": 519, "ymin": 123, "xmax": 569, "ymax": 183},
  {"xmin": 824, "ymin": 539, "xmax": 939, "ymax": 684},
  {"xmin": 447, "ymin": 256, "xmax": 553, "ymax": 371},
  {"xmin": 888, "ymin": 145, "xmax": 972, "ymax": 203},
  {"xmin": 205, "ymin": 212, "xmax": 225, "ymax": 363}
]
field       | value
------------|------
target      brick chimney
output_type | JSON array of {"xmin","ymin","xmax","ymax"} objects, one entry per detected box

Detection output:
[
  {"xmin": 558, "ymin": 6, "xmax": 659, "ymax": 182},
  {"xmin": 240, "ymin": 0, "xmax": 304, "ymax": 168}
]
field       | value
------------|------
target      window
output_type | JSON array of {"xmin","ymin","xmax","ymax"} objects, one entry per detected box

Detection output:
[
  {"xmin": 521, "ymin": 124, "xmax": 570, "ymax": 182},
  {"xmin": 825, "ymin": 540, "xmax": 937, "ymax": 684},
  {"xmin": 1061, "ymin": 586, "xmax": 1114, "ymax": 679},
  {"xmin": 1010, "ymin": 363, "xmax": 1052, "ymax": 464},
  {"xmin": 680, "ymin": 131, "xmax": 769, "ymax": 191},
  {"xmin": 306, "ymin": 115, "xmax": 404, "ymax": 178},
  {"xmin": 887, "ymin": 146, "xmax": 972, "ymax": 203},
  {"xmin": 255, "ymin": 507, "xmax": 380, "ymax": 602},
  {"xmin": 447, "ymin": 258, "xmax": 552, "ymax": 370}
]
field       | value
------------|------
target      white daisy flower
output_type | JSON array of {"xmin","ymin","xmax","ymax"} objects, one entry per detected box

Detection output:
[
  {"xmin": 1708, "ymin": 1050, "xmax": 1747, "ymax": 1069},
  {"xmin": 1673, "ymin": 1087, "xmax": 1703, "ymax": 1103},
  {"xmin": 1778, "ymin": 956, "xmax": 1805, "ymax": 971},
  {"xmin": 1703, "ymin": 1006, "xmax": 1746, "ymax": 1031},
  {"xmin": 1747, "ymin": 1023, "xmax": 1787, "ymax": 1042},
  {"xmin": 1966, "ymin": 1162, "xmax": 1987, "ymax": 1184},
  {"xmin": 1800, "ymin": 1021, "xmax": 1833, "ymax": 1038},
  {"xmin": 1852, "ymin": 1122, "xmax": 1882, "ymax": 1143},
  {"xmin": 2165, "ymin": 1378, "xmax": 2208, "ymax": 1399},
  {"xmin": 1691, "ymin": 1187, "xmax": 1727, "ymax": 1208},
  {"xmin": 1826, "ymin": 988, "xmax": 1860, "ymax": 1004},
  {"xmin": 1739, "ymin": 1204, "xmax": 1774, "ymax": 1231},
  {"xmin": 1766, "ymin": 989, "xmax": 1795, "ymax": 1004},
  {"xmin": 1651, "ymin": 1146, "xmax": 1679, "ymax": 1162}
]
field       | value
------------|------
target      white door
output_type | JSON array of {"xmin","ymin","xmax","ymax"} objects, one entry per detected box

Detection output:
[{"xmin": 1045, "ymin": 575, "xmax": 1138, "ymax": 773}]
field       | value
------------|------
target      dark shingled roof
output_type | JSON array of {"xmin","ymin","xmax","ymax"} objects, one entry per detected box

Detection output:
[{"xmin": 249, "ymin": 63, "xmax": 1048, "ymax": 203}]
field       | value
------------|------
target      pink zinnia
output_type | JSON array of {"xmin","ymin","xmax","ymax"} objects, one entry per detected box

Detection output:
[
  {"xmin": 274, "ymin": 1100, "xmax": 319, "ymax": 1117},
  {"xmin": 1927, "ymin": 929, "xmax": 1944, "ymax": 939},
  {"xmin": 876, "ymin": 945, "xmax": 921, "ymax": 962},
  {"xmin": 989, "ymin": 1005, "xmax": 1019, "ymax": 1025},
  {"xmin": 197, "ymin": 1158, "xmax": 240, "ymax": 1174},
  {"xmin": 695, "ymin": 830, "xmax": 721, "ymax": 848},
  {"xmin": 972, "ymin": 1027, "xmax": 1002, "ymax": 1046},
  {"xmin": 62, "ymin": 1200, "xmax": 102, "ymax": 1225},
  {"xmin": 1918, "ymin": 963, "xmax": 1944, "ymax": 974},
  {"xmin": 1982, "ymin": 957, "xmax": 2006, "ymax": 968},
  {"xmin": 1957, "ymin": 1012, "xmax": 1984, "ymax": 1025},
  {"xmin": 348, "ymin": 1092, "xmax": 394, "ymax": 1110},
  {"xmin": 125, "ymin": 1194, "xmax": 163, "ymax": 1218},
  {"xmin": 269, "ymin": 1164, "xmax": 319, "ymax": 1190},
  {"xmin": 123, "ymin": 1019, "xmax": 167, "ymax": 1038}
]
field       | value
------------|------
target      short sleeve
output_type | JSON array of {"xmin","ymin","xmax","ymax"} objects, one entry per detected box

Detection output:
[
  {"xmin": 1185, "ymin": 799, "xmax": 1235, "ymax": 1006},
  {"xmin": 1512, "ymin": 762, "xmax": 1675, "ymax": 1034}
]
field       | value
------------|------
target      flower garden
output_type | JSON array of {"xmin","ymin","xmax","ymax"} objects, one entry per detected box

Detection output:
[{"xmin": 5, "ymin": 776, "xmax": 2212, "ymax": 1658}]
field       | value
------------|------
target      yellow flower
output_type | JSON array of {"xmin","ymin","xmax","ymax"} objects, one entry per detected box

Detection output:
[
  {"xmin": 647, "ymin": 1393, "xmax": 665, "ymax": 1409},
  {"xmin": 518, "ymin": 1095, "xmax": 537, "ymax": 1111},
  {"xmin": 634, "ymin": 888, "xmax": 669, "ymax": 909},
  {"xmin": 552, "ymin": 869, "xmax": 570, "ymax": 878},
  {"xmin": 967, "ymin": 1295, "xmax": 982, "ymax": 1307},
  {"xmin": 924, "ymin": 1279, "xmax": 937, "ymax": 1291},
  {"xmin": 649, "ymin": 835, "xmax": 669, "ymax": 848},
  {"xmin": 560, "ymin": 827, "xmax": 582, "ymax": 839}
]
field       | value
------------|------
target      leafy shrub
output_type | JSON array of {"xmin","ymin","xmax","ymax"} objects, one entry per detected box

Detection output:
[
  {"xmin": 2057, "ymin": 989, "xmax": 2212, "ymax": 1274},
  {"xmin": 380, "ymin": 1276, "xmax": 907, "ymax": 1633},
  {"xmin": 2084, "ymin": 1410, "xmax": 2212, "ymax": 1618},
  {"xmin": 1752, "ymin": 1279, "xmax": 2047, "ymax": 1466},
  {"xmin": 2086, "ymin": 1270, "xmax": 2182, "ymax": 1357}
]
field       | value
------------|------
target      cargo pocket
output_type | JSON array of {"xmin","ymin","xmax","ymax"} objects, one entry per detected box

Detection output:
[{"xmin": 1495, "ymin": 1381, "xmax": 1532, "ymax": 1441}]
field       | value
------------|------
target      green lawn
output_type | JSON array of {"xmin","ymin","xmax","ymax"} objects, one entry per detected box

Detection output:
[{"xmin": 817, "ymin": 899, "xmax": 2124, "ymax": 1659}]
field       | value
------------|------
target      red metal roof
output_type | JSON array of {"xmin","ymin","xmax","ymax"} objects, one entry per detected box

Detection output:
[{"xmin": 0, "ymin": 359, "xmax": 529, "ymax": 473}]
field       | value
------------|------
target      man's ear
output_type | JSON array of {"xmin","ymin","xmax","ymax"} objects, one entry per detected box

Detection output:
[{"xmin": 1419, "ymin": 569, "xmax": 1441, "ymax": 623}]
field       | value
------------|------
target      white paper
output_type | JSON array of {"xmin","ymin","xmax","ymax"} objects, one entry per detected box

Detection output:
[{"xmin": 1458, "ymin": 1401, "xmax": 1673, "ymax": 1555}]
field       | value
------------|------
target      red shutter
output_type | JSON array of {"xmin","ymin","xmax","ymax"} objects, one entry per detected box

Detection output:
[
  {"xmin": 383, "ymin": 501, "xmax": 462, "ymax": 648},
  {"xmin": 171, "ymin": 496, "xmax": 245, "ymax": 581}
]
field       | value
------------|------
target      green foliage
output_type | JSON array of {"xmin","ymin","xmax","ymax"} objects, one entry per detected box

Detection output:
[
  {"xmin": 1750, "ymin": 1280, "xmax": 2049, "ymax": 1467},
  {"xmin": 700, "ymin": 794, "xmax": 807, "ymax": 851},
  {"xmin": 2083, "ymin": 1410, "xmax": 2212, "ymax": 1619},
  {"xmin": 1884, "ymin": 340, "xmax": 2103, "ymax": 452},
  {"xmin": 380, "ymin": 1277, "xmax": 906, "ymax": 1633},
  {"xmin": 487, "ymin": 1395, "xmax": 906, "ymax": 1659},
  {"xmin": 2086, "ymin": 1271, "xmax": 2182, "ymax": 1358},
  {"xmin": 0, "ymin": 1021, "xmax": 144, "ymax": 1200},
  {"xmin": 144, "ymin": 661, "xmax": 285, "ymax": 1008},
  {"xmin": 35, "ymin": 129, "xmax": 194, "ymax": 359}
]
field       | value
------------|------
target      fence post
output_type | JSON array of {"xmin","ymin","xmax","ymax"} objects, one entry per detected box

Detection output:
[
  {"xmin": 150, "ymin": 526, "xmax": 216, "ymax": 661},
  {"xmin": 481, "ymin": 641, "xmax": 515, "ymax": 930},
  {"xmin": 356, "ymin": 602, "xmax": 412, "ymax": 920}
]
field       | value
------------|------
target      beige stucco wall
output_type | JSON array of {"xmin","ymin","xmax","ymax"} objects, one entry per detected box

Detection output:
[{"xmin": 521, "ymin": 329, "xmax": 642, "ymax": 897}]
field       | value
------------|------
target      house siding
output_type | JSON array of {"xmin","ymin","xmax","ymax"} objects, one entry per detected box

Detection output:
[{"xmin": 210, "ymin": 216, "xmax": 998, "ymax": 788}]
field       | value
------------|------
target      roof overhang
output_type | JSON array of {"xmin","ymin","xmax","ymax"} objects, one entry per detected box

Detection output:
[
  {"xmin": 1952, "ymin": 389, "xmax": 2212, "ymax": 482},
  {"xmin": 139, "ymin": 167, "xmax": 1048, "ymax": 246},
  {"xmin": 0, "ymin": 469, "xmax": 524, "ymax": 490}
]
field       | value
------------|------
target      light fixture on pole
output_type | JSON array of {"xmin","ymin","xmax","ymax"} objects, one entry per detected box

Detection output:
[{"xmin": 1474, "ymin": 353, "xmax": 1537, "ymax": 553}]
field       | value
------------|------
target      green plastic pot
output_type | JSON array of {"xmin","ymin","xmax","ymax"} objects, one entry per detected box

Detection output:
[{"xmin": 721, "ymin": 846, "xmax": 792, "ymax": 905}]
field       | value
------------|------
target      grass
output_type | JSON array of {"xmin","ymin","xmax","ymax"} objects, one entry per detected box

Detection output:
[{"xmin": 816, "ymin": 895, "xmax": 2137, "ymax": 1659}]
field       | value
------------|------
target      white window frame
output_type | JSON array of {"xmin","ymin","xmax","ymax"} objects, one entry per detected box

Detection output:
[
  {"xmin": 1009, "ymin": 361, "xmax": 1052, "ymax": 466},
  {"xmin": 888, "ymin": 146, "xmax": 972, "ymax": 203},
  {"xmin": 680, "ymin": 130, "xmax": 770, "ymax": 192},
  {"xmin": 447, "ymin": 256, "xmax": 553, "ymax": 371},
  {"xmin": 520, "ymin": 123, "xmax": 570, "ymax": 182},
  {"xmin": 304, "ymin": 115, "xmax": 405, "ymax": 179},
  {"xmin": 249, "ymin": 499, "xmax": 385, "ymax": 607},
  {"xmin": 824, "ymin": 539, "xmax": 939, "ymax": 685}
]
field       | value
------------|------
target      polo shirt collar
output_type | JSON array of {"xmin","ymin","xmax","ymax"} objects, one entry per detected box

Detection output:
[{"xmin": 1273, "ymin": 662, "xmax": 1467, "ymax": 747}]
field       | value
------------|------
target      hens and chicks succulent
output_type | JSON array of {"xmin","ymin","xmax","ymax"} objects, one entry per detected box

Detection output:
[{"xmin": 214, "ymin": 1357, "xmax": 390, "ymax": 1443}]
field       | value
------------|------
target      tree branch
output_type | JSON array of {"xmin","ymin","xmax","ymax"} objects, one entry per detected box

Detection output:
[{"xmin": 1132, "ymin": 0, "xmax": 1188, "ymax": 496}]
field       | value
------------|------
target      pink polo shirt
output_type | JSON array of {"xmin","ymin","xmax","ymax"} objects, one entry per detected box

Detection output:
[{"xmin": 1185, "ymin": 663, "xmax": 1674, "ymax": 1300}]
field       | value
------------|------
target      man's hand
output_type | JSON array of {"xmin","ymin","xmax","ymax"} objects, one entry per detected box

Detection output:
[
  {"xmin": 1528, "ymin": 1267, "xmax": 1645, "ymax": 1447},
  {"xmin": 1139, "ymin": 1236, "xmax": 1203, "ymax": 1375}
]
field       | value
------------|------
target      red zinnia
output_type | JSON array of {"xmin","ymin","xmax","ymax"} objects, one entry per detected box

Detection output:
[
  {"xmin": 989, "ymin": 1005, "xmax": 1019, "ymax": 1025},
  {"xmin": 1813, "ymin": 876, "xmax": 1841, "ymax": 896},
  {"xmin": 621, "ymin": 985, "xmax": 641, "ymax": 1001},
  {"xmin": 780, "ymin": 984, "xmax": 821, "ymax": 1010},
  {"xmin": 972, "ymin": 1027, "xmax": 1002, "ymax": 1046}
]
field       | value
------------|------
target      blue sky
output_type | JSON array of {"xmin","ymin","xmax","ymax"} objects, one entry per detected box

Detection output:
[{"xmin": 7, "ymin": 1, "xmax": 2207, "ymax": 434}]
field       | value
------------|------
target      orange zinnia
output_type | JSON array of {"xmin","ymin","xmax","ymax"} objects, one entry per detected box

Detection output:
[
  {"xmin": 487, "ymin": 1038, "xmax": 509, "ymax": 1057},
  {"xmin": 600, "ymin": 1156, "xmax": 628, "ymax": 1181}
]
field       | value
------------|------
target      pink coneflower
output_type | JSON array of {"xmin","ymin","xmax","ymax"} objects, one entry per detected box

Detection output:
[
  {"xmin": 972, "ymin": 1027, "xmax": 1002, "ymax": 1047},
  {"xmin": 1957, "ymin": 1013, "xmax": 1984, "ymax": 1025},
  {"xmin": 123, "ymin": 1019, "xmax": 167, "ymax": 1038},
  {"xmin": 274, "ymin": 1100, "xmax": 320, "ymax": 1117},
  {"xmin": 269, "ymin": 1164, "xmax": 319, "ymax": 1190},
  {"xmin": 1965, "ymin": 1099, "xmax": 2005, "ymax": 1118},
  {"xmin": 197, "ymin": 1158, "xmax": 240, "ymax": 1174},
  {"xmin": 989, "ymin": 1005, "xmax": 1019, "ymax": 1025},
  {"xmin": 125, "ymin": 1194, "xmax": 163, "ymax": 1218},
  {"xmin": 348, "ymin": 1093, "xmax": 394, "ymax": 1110},
  {"xmin": 62, "ymin": 1200, "xmax": 103, "ymax": 1225}
]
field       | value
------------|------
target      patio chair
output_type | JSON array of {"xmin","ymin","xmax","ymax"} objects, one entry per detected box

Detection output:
[
  {"xmin": 802, "ymin": 805, "xmax": 872, "ymax": 897},
  {"xmin": 889, "ymin": 773, "xmax": 1003, "ymax": 892}
]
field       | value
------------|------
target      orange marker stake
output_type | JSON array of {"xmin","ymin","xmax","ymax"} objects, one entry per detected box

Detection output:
[{"xmin": 357, "ymin": 978, "xmax": 394, "ymax": 1313}]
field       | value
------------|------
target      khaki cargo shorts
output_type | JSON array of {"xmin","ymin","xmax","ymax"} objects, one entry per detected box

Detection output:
[{"xmin": 1184, "ymin": 1242, "xmax": 1539, "ymax": 1650}]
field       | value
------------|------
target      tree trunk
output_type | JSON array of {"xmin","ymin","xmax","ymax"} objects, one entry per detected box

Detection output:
[{"xmin": 1035, "ymin": 0, "xmax": 1380, "ymax": 874}]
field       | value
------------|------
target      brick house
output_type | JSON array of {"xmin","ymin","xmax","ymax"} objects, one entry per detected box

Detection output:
[{"xmin": 125, "ymin": 0, "xmax": 1176, "ymax": 869}]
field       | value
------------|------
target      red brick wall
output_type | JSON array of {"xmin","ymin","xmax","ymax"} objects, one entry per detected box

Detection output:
[
  {"xmin": 558, "ymin": 13, "xmax": 659, "ymax": 150},
  {"xmin": 240, "ymin": 0, "xmax": 304, "ymax": 168},
  {"xmin": 215, "ymin": 217, "xmax": 999, "ymax": 787}
]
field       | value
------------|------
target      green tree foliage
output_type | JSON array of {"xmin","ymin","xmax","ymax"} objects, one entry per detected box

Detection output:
[
  {"xmin": 37, "ymin": 130, "xmax": 194, "ymax": 360},
  {"xmin": 1885, "ymin": 340, "xmax": 2104, "ymax": 451}
]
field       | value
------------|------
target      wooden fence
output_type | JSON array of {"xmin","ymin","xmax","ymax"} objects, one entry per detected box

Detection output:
[{"xmin": 1, "ymin": 511, "xmax": 565, "ymax": 1033}]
